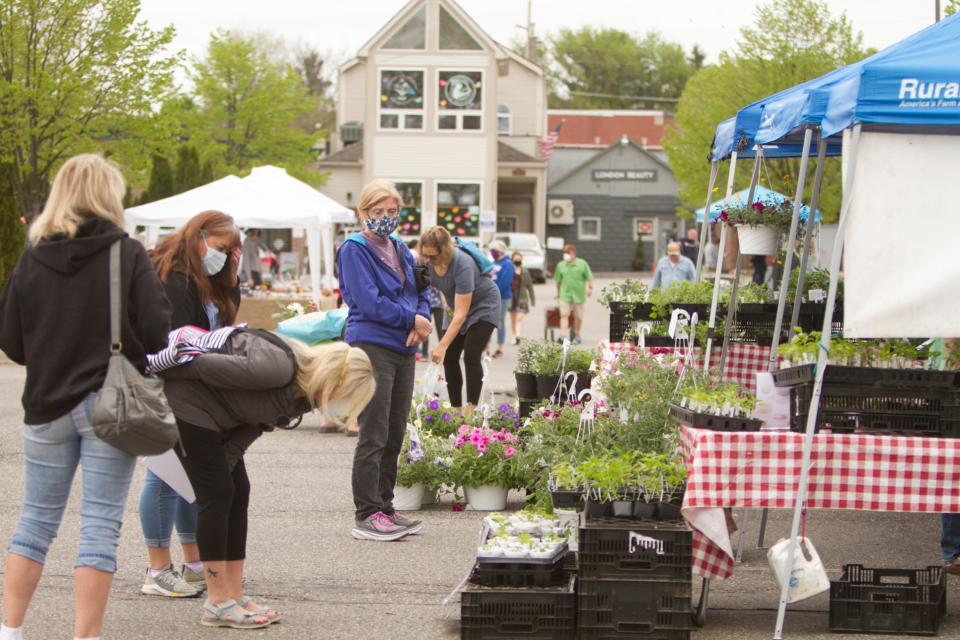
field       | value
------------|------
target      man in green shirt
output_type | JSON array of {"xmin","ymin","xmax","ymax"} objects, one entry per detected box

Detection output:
[{"xmin": 554, "ymin": 243, "xmax": 593, "ymax": 344}]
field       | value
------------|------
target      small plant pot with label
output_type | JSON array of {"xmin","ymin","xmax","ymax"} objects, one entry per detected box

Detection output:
[
  {"xmin": 585, "ymin": 498, "xmax": 611, "ymax": 519},
  {"xmin": 632, "ymin": 500, "xmax": 658, "ymax": 520}
]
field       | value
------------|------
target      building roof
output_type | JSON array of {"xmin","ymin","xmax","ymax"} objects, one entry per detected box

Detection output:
[
  {"xmin": 548, "ymin": 110, "xmax": 671, "ymax": 149},
  {"xmin": 498, "ymin": 141, "xmax": 542, "ymax": 164},
  {"xmin": 316, "ymin": 142, "xmax": 363, "ymax": 165},
  {"xmin": 548, "ymin": 137, "xmax": 675, "ymax": 194}
]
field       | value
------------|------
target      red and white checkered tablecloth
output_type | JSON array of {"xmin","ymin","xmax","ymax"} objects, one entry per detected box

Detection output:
[
  {"xmin": 597, "ymin": 341, "xmax": 775, "ymax": 392},
  {"xmin": 679, "ymin": 426, "xmax": 960, "ymax": 580}
]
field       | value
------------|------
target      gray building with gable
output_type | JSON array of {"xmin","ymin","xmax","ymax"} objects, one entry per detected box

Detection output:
[{"xmin": 546, "ymin": 136, "xmax": 682, "ymax": 272}]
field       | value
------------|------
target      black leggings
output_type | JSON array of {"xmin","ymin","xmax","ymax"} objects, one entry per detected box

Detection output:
[
  {"xmin": 443, "ymin": 321, "xmax": 496, "ymax": 407},
  {"xmin": 175, "ymin": 420, "xmax": 253, "ymax": 562}
]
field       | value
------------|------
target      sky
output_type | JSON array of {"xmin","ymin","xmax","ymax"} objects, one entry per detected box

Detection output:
[{"xmin": 138, "ymin": 0, "xmax": 939, "ymax": 76}]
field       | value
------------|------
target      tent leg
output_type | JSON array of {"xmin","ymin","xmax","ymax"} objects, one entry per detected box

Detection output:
[
  {"xmin": 773, "ymin": 124, "xmax": 862, "ymax": 640},
  {"xmin": 789, "ymin": 136, "xmax": 829, "ymax": 332},
  {"xmin": 735, "ymin": 507, "xmax": 749, "ymax": 562},
  {"xmin": 704, "ymin": 152, "xmax": 738, "ymax": 371},
  {"xmin": 696, "ymin": 162, "xmax": 720, "ymax": 282},
  {"xmin": 757, "ymin": 507, "xmax": 770, "ymax": 549},
  {"xmin": 767, "ymin": 128, "xmax": 814, "ymax": 370}
]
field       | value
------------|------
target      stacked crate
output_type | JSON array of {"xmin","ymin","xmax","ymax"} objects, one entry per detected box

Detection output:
[{"xmin": 578, "ymin": 517, "xmax": 693, "ymax": 640}]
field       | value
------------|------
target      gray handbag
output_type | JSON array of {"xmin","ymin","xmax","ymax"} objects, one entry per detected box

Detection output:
[{"xmin": 91, "ymin": 241, "xmax": 179, "ymax": 455}]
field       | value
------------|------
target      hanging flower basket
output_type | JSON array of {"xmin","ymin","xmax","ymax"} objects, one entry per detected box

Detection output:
[{"xmin": 736, "ymin": 224, "xmax": 778, "ymax": 256}]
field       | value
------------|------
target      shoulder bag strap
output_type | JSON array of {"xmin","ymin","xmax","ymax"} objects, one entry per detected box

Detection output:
[{"xmin": 109, "ymin": 240, "xmax": 122, "ymax": 353}]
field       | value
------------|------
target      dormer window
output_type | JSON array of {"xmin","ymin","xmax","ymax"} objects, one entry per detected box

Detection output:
[
  {"xmin": 439, "ymin": 5, "xmax": 482, "ymax": 50},
  {"xmin": 379, "ymin": 69, "xmax": 425, "ymax": 130},
  {"xmin": 437, "ymin": 70, "xmax": 483, "ymax": 132},
  {"xmin": 382, "ymin": 5, "xmax": 425, "ymax": 50},
  {"xmin": 497, "ymin": 105, "xmax": 512, "ymax": 135}
]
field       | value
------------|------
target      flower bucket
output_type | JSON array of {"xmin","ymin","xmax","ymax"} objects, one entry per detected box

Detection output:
[
  {"xmin": 515, "ymin": 372, "xmax": 538, "ymax": 399},
  {"xmin": 535, "ymin": 375, "xmax": 561, "ymax": 400},
  {"xmin": 393, "ymin": 483, "xmax": 425, "ymax": 511},
  {"xmin": 464, "ymin": 485, "xmax": 508, "ymax": 511},
  {"xmin": 736, "ymin": 224, "xmax": 778, "ymax": 256}
]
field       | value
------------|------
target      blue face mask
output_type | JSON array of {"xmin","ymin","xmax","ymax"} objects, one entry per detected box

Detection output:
[
  {"xmin": 202, "ymin": 243, "xmax": 228, "ymax": 276},
  {"xmin": 365, "ymin": 215, "xmax": 399, "ymax": 238}
]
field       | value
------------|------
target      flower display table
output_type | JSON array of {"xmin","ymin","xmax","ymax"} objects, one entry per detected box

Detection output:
[{"xmin": 678, "ymin": 426, "xmax": 960, "ymax": 580}]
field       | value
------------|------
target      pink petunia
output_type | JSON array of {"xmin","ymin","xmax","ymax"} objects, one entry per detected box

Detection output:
[
  {"xmin": 454, "ymin": 436, "xmax": 466, "ymax": 447},
  {"xmin": 476, "ymin": 442, "xmax": 487, "ymax": 453},
  {"xmin": 458, "ymin": 424, "xmax": 471, "ymax": 437},
  {"xmin": 504, "ymin": 447, "xmax": 516, "ymax": 458}
]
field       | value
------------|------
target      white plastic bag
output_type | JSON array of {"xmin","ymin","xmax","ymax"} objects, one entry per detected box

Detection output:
[
  {"xmin": 415, "ymin": 363, "xmax": 446, "ymax": 402},
  {"xmin": 767, "ymin": 536, "xmax": 830, "ymax": 603}
]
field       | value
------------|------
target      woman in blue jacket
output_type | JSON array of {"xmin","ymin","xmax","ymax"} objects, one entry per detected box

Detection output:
[{"xmin": 336, "ymin": 180, "xmax": 433, "ymax": 542}]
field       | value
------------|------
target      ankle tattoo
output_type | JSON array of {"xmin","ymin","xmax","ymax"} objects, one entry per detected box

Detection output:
[{"xmin": 207, "ymin": 568, "xmax": 219, "ymax": 578}]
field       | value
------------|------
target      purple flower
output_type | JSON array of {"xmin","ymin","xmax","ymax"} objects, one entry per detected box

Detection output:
[
  {"xmin": 514, "ymin": 420, "xmax": 521, "ymax": 427},
  {"xmin": 452, "ymin": 502, "xmax": 465, "ymax": 512},
  {"xmin": 428, "ymin": 399, "xmax": 440, "ymax": 411},
  {"xmin": 425, "ymin": 415, "xmax": 434, "ymax": 422},
  {"xmin": 441, "ymin": 412, "xmax": 451, "ymax": 421},
  {"xmin": 498, "ymin": 403, "xmax": 510, "ymax": 412}
]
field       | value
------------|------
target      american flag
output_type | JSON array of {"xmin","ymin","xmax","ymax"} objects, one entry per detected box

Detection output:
[{"xmin": 538, "ymin": 119, "xmax": 564, "ymax": 161}]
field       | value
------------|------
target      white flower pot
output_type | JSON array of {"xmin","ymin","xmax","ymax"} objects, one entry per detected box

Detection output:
[
  {"xmin": 465, "ymin": 485, "xmax": 509, "ymax": 511},
  {"xmin": 736, "ymin": 224, "xmax": 778, "ymax": 256},
  {"xmin": 393, "ymin": 484, "xmax": 425, "ymax": 511}
]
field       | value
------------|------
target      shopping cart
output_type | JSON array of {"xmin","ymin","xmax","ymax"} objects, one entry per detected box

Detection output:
[{"xmin": 544, "ymin": 306, "xmax": 575, "ymax": 342}]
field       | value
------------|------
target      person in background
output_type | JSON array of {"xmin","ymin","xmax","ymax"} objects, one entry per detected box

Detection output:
[
  {"xmin": 554, "ymin": 244, "xmax": 593, "ymax": 344},
  {"xmin": 751, "ymin": 254, "xmax": 768, "ymax": 286},
  {"xmin": 337, "ymin": 180, "xmax": 432, "ymax": 542},
  {"xmin": 509, "ymin": 252, "xmax": 535, "ymax": 344},
  {"xmin": 240, "ymin": 228, "xmax": 265, "ymax": 288},
  {"xmin": 0, "ymin": 154, "xmax": 171, "ymax": 640},
  {"xmin": 680, "ymin": 228, "xmax": 699, "ymax": 263},
  {"xmin": 488, "ymin": 240, "xmax": 514, "ymax": 358},
  {"xmin": 139, "ymin": 211, "xmax": 243, "ymax": 600},
  {"xmin": 704, "ymin": 224, "xmax": 721, "ymax": 271},
  {"xmin": 652, "ymin": 242, "xmax": 695, "ymax": 290},
  {"xmin": 420, "ymin": 226, "xmax": 500, "ymax": 415}
]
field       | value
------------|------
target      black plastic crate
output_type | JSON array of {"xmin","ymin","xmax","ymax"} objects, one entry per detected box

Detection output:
[
  {"xmin": 579, "ymin": 577, "xmax": 692, "ymax": 639},
  {"xmin": 474, "ymin": 549, "xmax": 570, "ymax": 588},
  {"xmin": 732, "ymin": 303, "xmax": 791, "ymax": 344},
  {"xmin": 551, "ymin": 489, "xmax": 585, "ymax": 510},
  {"xmin": 579, "ymin": 519, "xmax": 692, "ymax": 581},
  {"xmin": 669, "ymin": 404, "xmax": 763, "ymax": 431},
  {"xmin": 773, "ymin": 364, "xmax": 960, "ymax": 389},
  {"xmin": 461, "ymin": 574, "xmax": 577, "ymax": 640},
  {"xmin": 830, "ymin": 565, "xmax": 945, "ymax": 636},
  {"xmin": 796, "ymin": 301, "xmax": 844, "ymax": 336}
]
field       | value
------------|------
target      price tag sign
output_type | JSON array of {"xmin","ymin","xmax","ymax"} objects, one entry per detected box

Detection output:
[{"xmin": 808, "ymin": 288, "xmax": 826, "ymax": 302}]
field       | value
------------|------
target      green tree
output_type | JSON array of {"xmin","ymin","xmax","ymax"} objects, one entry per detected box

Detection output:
[
  {"xmin": 174, "ymin": 145, "xmax": 202, "ymax": 193},
  {"xmin": 548, "ymin": 28, "xmax": 695, "ymax": 109},
  {"xmin": 946, "ymin": 0, "xmax": 960, "ymax": 16},
  {"xmin": 663, "ymin": 0, "xmax": 870, "ymax": 222},
  {"xmin": 0, "ymin": 164, "xmax": 24, "ymax": 286},
  {"xmin": 0, "ymin": 0, "xmax": 179, "ymax": 219},
  {"xmin": 141, "ymin": 155, "xmax": 175, "ymax": 204},
  {"xmin": 191, "ymin": 30, "xmax": 316, "ymax": 180}
]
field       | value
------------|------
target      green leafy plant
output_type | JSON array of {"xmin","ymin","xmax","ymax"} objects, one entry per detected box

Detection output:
[
  {"xmin": 578, "ymin": 452, "xmax": 641, "ymax": 503},
  {"xmin": 720, "ymin": 199, "xmax": 797, "ymax": 233},
  {"xmin": 411, "ymin": 398, "xmax": 463, "ymax": 439},
  {"xmin": 515, "ymin": 340, "xmax": 544, "ymax": 375},
  {"xmin": 737, "ymin": 283, "xmax": 773, "ymax": 304},
  {"xmin": 786, "ymin": 267, "xmax": 843, "ymax": 302},
  {"xmin": 450, "ymin": 426, "xmax": 526, "ymax": 489},
  {"xmin": 565, "ymin": 347, "xmax": 595, "ymax": 374},
  {"xmin": 677, "ymin": 383, "xmax": 756, "ymax": 417},
  {"xmin": 598, "ymin": 279, "xmax": 649, "ymax": 310},
  {"xmin": 396, "ymin": 431, "xmax": 449, "ymax": 491},
  {"xmin": 548, "ymin": 461, "xmax": 582, "ymax": 491},
  {"xmin": 531, "ymin": 342, "xmax": 563, "ymax": 377}
]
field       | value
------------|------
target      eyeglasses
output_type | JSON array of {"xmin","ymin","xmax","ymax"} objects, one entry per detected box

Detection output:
[
  {"xmin": 369, "ymin": 207, "xmax": 399, "ymax": 217},
  {"xmin": 421, "ymin": 252, "xmax": 442, "ymax": 262}
]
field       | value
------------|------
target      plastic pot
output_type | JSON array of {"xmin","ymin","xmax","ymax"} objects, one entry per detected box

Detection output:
[
  {"xmin": 515, "ymin": 372, "xmax": 538, "ymax": 399},
  {"xmin": 393, "ymin": 483, "xmax": 425, "ymax": 511}
]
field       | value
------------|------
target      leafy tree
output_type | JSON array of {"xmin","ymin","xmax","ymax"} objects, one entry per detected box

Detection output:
[
  {"xmin": 688, "ymin": 45, "xmax": 707, "ymax": 70},
  {"xmin": 141, "ymin": 155, "xmax": 175, "ymax": 204},
  {"xmin": 548, "ymin": 28, "xmax": 695, "ymax": 109},
  {"xmin": 174, "ymin": 145, "xmax": 202, "ymax": 193},
  {"xmin": 0, "ymin": 0, "xmax": 179, "ymax": 219},
  {"xmin": 191, "ymin": 30, "xmax": 317, "ymax": 181},
  {"xmin": 0, "ymin": 164, "xmax": 24, "ymax": 286},
  {"xmin": 946, "ymin": 0, "xmax": 960, "ymax": 16},
  {"xmin": 663, "ymin": 0, "xmax": 870, "ymax": 222},
  {"xmin": 294, "ymin": 47, "xmax": 336, "ymax": 147}
]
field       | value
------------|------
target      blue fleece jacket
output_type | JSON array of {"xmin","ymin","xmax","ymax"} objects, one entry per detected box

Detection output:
[
  {"xmin": 337, "ymin": 234, "xmax": 430, "ymax": 355},
  {"xmin": 493, "ymin": 256, "xmax": 515, "ymax": 301}
]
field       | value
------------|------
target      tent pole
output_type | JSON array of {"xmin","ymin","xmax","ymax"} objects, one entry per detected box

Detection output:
[
  {"xmin": 719, "ymin": 150, "xmax": 762, "ymax": 374},
  {"xmin": 789, "ymin": 135, "xmax": 829, "ymax": 334},
  {"xmin": 766, "ymin": 128, "xmax": 814, "ymax": 371},
  {"xmin": 703, "ymin": 152, "xmax": 738, "ymax": 372},
  {"xmin": 695, "ymin": 161, "xmax": 720, "ymax": 282},
  {"xmin": 773, "ymin": 124, "xmax": 862, "ymax": 640}
]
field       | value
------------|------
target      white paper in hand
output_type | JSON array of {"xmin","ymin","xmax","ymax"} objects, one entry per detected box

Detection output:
[{"xmin": 144, "ymin": 449, "xmax": 196, "ymax": 503}]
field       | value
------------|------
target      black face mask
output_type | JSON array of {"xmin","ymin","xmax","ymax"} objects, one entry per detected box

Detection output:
[{"xmin": 513, "ymin": 261, "xmax": 522, "ymax": 266}]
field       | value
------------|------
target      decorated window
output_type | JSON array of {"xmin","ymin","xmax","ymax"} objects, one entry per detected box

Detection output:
[
  {"xmin": 394, "ymin": 181, "xmax": 423, "ymax": 236},
  {"xmin": 439, "ymin": 5, "xmax": 482, "ymax": 50},
  {"xmin": 382, "ymin": 5, "xmax": 426, "ymax": 50},
  {"xmin": 437, "ymin": 70, "xmax": 483, "ymax": 132},
  {"xmin": 437, "ymin": 182, "xmax": 481, "ymax": 237},
  {"xmin": 379, "ymin": 69, "xmax": 425, "ymax": 130},
  {"xmin": 497, "ymin": 105, "xmax": 511, "ymax": 135}
]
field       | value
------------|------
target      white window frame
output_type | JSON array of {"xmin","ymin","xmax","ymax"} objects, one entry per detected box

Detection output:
[
  {"xmin": 497, "ymin": 104, "xmax": 512, "ymax": 136},
  {"xmin": 380, "ymin": 4, "xmax": 427, "ymax": 51},
  {"xmin": 436, "ymin": 68, "xmax": 484, "ymax": 133},
  {"xmin": 578, "ymin": 216, "xmax": 602, "ymax": 241},
  {"xmin": 386, "ymin": 178, "xmax": 425, "ymax": 238},
  {"xmin": 436, "ymin": 180, "xmax": 483, "ymax": 238},
  {"xmin": 632, "ymin": 217, "xmax": 656, "ymax": 241},
  {"xmin": 378, "ymin": 67, "xmax": 426, "ymax": 132}
]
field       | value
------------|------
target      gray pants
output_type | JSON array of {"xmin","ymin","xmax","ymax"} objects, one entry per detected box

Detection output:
[{"xmin": 352, "ymin": 342, "xmax": 416, "ymax": 521}]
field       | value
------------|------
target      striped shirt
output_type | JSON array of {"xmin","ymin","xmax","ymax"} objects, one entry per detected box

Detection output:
[{"xmin": 147, "ymin": 324, "xmax": 244, "ymax": 374}]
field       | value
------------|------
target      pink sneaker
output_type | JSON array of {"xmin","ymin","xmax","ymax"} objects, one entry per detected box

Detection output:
[
  {"xmin": 388, "ymin": 511, "xmax": 423, "ymax": 535},
  {"xmin": 351, "ymin": 511, "xmax": 411, "ymax": 541}
]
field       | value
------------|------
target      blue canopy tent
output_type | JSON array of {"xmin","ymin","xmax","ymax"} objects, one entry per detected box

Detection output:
[
  {"xmin": 694, "ymin": 186, "xmax": 821, "ymax": 223},
  {"xmin": 708, "ymin": 13, "xmax": 960, "ymax": 640}
]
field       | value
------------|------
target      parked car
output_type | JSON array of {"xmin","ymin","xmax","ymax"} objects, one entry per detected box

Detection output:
[{"xmin": 492, "ymin": 232, "xmax": 547, "ymax": 283}]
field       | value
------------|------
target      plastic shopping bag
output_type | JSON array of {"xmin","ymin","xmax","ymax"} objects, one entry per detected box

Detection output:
[
  {"xmin": 275, "ymin": 308, "xmax": 348, "ymax": 345},
  {"xmin": 415, "ymin": 363, "xmax": 446, "ymax": 402},
  {"xmin": 767, "ymin": 536, "xmax": 830, "ymax": 603}
]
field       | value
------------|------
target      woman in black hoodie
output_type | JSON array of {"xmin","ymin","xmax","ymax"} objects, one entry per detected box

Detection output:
[{"xmin": 0, "ymin": 154, "xmax": 171, "ymax": 640}]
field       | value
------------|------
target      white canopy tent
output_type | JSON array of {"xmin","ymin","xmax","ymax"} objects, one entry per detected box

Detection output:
[{"xmin": 124, "ymin": 166, "xmax": 355, "ymax": 303}]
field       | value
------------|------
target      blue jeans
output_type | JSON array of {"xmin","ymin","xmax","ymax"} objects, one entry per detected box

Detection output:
[
  {"xmin": 8, "ymin": 394, "xmax": 136, "ymax": 573},
  {"xmin": 941, "ymin": 514, "xmax": 960, "ymax": 562},
  {"xmin": 138, "ymin": 470, "xmax": 197, "ymax": 548},
  {"xmin": 496, "ymin": 297, "xmax": 510, "ymax": 347}
]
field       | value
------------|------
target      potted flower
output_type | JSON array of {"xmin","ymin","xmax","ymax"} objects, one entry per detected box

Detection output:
[
  {"xmin": 514, "ymin": 340, "xmax": 542, "ymax": 400},
  {"xmin": 565, "ymin": 347, "xmax": 595, "ymax": 396},
  {"xmin": 720, "ymin": 199, "xmax": 795, "ymax": 256},
  {"xmin": 473, "ymin": 403, "xmax": 523, "ymax": 433},
  {"xmin": 395, "ymin": 429, "xmax": 447, "ymax": 510},
  {"xmin": 450, "ymin": 425, "xmax": 524, "ymax": 511},
  {"xmin": 411, "ymin": 397, "xmax": 461, "ymax": 438},
  {"xmin": 532, "ymin": 342, "xmax": 563, "ymax": 400}
]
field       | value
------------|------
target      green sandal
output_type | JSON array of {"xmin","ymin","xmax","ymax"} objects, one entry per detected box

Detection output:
[
  {"xmin": 201, "ymin": 599, "xmax": 271, "ymax": 629},
  {"xmin": 239, "ymin": 595, "xmax": 283, "ymax": 624}
]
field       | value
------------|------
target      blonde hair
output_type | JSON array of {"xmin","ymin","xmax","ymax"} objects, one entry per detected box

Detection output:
[
  {"xmin": 419, "ymin": 225, "xmax": 455, "ymax": 263},
  {"xmin": 29, "ymin": 154, "xmax": 126, "ymax": 245},
  {"xmin": 286, "ymin": 339, "xmax": 376, "ymax": 427},
  {"xmin": 357, "ymin": 179, "xmax": 403, "ymax": 222}
]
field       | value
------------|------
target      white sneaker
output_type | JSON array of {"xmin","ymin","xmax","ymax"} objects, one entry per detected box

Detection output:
[{"xmin": 140, "ymin": 565, "xmax": 202, "ymax": 598}]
